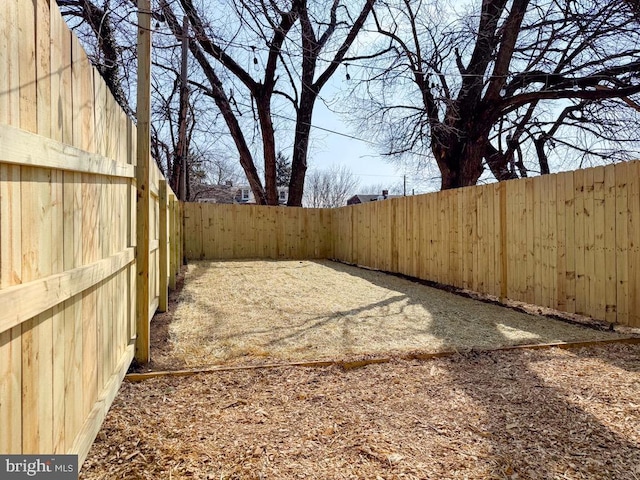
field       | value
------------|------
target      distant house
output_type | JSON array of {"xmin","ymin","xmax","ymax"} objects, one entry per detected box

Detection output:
[
  {"xmin": 346, "ymin": 189, "xmax": 401, "ymax": 206},
  {"xmin": 193, "ymin": 182, "xmax": 289, "ymax": 205},
  {"xmin": 235, "ymin": 185, "xmax": 289, "ymax": 205}
]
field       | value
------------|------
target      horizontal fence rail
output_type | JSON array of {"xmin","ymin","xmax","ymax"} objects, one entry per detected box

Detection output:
[
  {"xmin": 186, "ymin": 160, "xmax": 640, "ymax": 329},
  {"xmin": 0, "ymin": 0, "xmax": 182, "ymax": 467}
]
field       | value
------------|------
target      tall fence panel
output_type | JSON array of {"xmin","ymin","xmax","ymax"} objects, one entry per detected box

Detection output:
[
  {"xmin": 331, "ymin": 183, "xmax": 506, "ymax": 298},
  {"xmin": 0, "ymin": 0, "xmax": 180, "ymax": 465},
  {"xmin": 184, "ymin": 203, "xmax": 332, "ymax": 260},
  {"xmin": 331, "ymin": 162, "xmax": 640, "ymax": 328}
]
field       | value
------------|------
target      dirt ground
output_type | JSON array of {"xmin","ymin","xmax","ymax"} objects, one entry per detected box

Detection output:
[
  {"xmin": 81, "ymin": 260, "xmax": 640, "ymax": 479},
  {"xmin": 146, "ymin": 260, "xmax": 625, "ymax": 370},
  {"xmin": 82, "ymin": 343, "xmax": 640, "ymax": 479}
]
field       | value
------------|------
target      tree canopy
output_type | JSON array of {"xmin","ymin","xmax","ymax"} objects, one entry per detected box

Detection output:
[
  {"xmin": 349, "ymin": 0, "xmax": 640, "ymax": 188},
  {"xmin": 57, "ymin": 0, "xmax": 640, "ymax": 196}
]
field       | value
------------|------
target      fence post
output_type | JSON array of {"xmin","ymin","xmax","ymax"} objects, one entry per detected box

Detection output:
[
  {"xmin": 159, "ymin": 179, "xmax": 168, "ymax": 312},
  {"xmin": 169, "ymin": 196, "xmax": 177, "ymax": 290},
  {"xmin": 135, "ymin": 0, "xmax": 151, "ymax": 363}
]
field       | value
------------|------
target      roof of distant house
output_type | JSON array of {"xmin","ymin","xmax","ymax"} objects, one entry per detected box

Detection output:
[
  {"xmin": 346, "ymin": 193, "xmax": 402, "ymax": 205},
  {"xmin": 192, "ymin": 183, "xmax": 238, "ymax": 204}
]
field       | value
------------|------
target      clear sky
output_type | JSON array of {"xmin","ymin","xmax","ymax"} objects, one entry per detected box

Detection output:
[{"xmin": 304, "ymin": 94, "xmax": 430, "ymax": 196}]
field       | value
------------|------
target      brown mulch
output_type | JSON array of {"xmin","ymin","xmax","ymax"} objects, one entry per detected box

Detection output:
[
  {"xmin": 102, "ymin": 261, "xmax": 639, "ymax": 479},
  {"xmin": 82, "ymin": 343, "xmax": 640, "ymax": 479}
]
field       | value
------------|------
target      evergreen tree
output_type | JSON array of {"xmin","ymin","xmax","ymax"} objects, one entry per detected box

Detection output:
[{"xmin": 275, "ymin": 152, "xmax": 292, "ymax": 188}]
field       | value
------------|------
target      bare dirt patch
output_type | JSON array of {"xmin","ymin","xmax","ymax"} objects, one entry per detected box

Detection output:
[
  {"xmin": 156, "ymin": 260, "xmax": 624, "ymax": 368},
  {"xmin": 81, "ymin": 343, "xmax": 640, "ymax": 479}
]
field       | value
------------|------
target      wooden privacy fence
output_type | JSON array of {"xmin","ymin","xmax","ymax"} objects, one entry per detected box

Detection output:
[
  {"xmin": 184, "ymin": 203, "xmax": 332, "ymax": 259},
  {"xmin": 186, "ymin": 160, "xmax": 640, "ymax": 328},
  {"xmin": 0, "ymin": 0, "xmax": 182, "ymax": 465}
]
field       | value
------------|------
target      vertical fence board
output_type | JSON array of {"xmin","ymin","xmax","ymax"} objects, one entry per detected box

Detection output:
[
  {"xmin": 533, "ymin": 177, "xmax": 548, "ymax": 305},
  {"xmin": 429, "ymin": 194, "xmax": 437, "ymax": 281},
  {"xmin": 36, "ymin": 0, "xmax": 51, "ymax": 139},
  {"xmin": 422, "ymin": 194, "xmax": 431, "ymax": 280},
  {"xmin": 444, "ymin": 192, "xmax": 453, "ymax": 285},
  {"xmin": 489, "ymin": 186, "xmax": 498, "ymax": 295},
  {"xmin": 505, "ymin": 182, "xmax": 516, "ymax": 299},
  {"xmin": 524, "ymin": 179, "xmax": 535, "ymax": 304},
  {"xmin": 0, "ymin": 0, "xmax": 21, "ymax": 127},
  {"xmin": 0, "ymin": 2, "xmax": 22, "ymax": 454},
  {"xmin": 450, "ymin": 192, "xmax": 461, "ymax": 287},
  {"xmin": 194, "ymin": 203, "xmax": 204, "ymax": 259},
  {"xmin": 93, "ymin": 69, "xmax": 107, "ymax": 158},
  {"xmin": 492, "ymin": 184, "xmax": 502, "ymax": 296},
  {"xmin": 159, "ymin": 181, "xmax": 168, "ymax": 311},
  {"xmin": 462, "ymin": 188, "xmax": 473, "ymax": 289},
  {"xmin": 548, "ymin": 175, "xmax": 558, "ymax": 308},
  {"xmin": 564, "ymin": 173, "xmax": 576, "ymax": 313},
  {"xmin": 514, "ymin": 179, "xmax": 526, "ymax": 300},
  {"xmin": 574, "ymin": 169, "xmax": 586, "ymax": 315},
  {"xmin": 476, "ymin": 187, "xmax": 486, "ymax": 293},
  {"xmin": 0, "ymin": 162, "xmax": 22, "ymax": 454},
  {"xmin": 555, "ymin": 173, "xmax": 567, "ymax": 311},
  {"xmin": 603, "ymin": 165, "xmax": 617, "ymax": 323},
  {"xmin": 81, "ymin": 176, "xmax": 99, "ymax": 419},
  {"xmin": 584, "ymin": 168, "xmax": 596, "ymax": 317},
  {"xmin": 628, "ymin": 161, "xmax": 640, "ymax": 327},
  {"xmin": 615, "ymin": 162, "xmax": 630, "ymax": 325},
  {"xmin": 394, "ymin": 200, "xmax": 403, "ymax": 273},
  {"xmin": 20, "ymin": 166, "xmax": 54, "ymax": 454},
  {"xmin": 592, "ymin": 167, "xmax": 606, "ymax": 320},
  {"xmin": 411, "ymin": 197, "xmax": 420, "ymax": 278},
  {"xmin": 436, "ymin": 193, "xmax": 444, "ymax": 284},
  {"xmin": 18, "ymin": 0, "xmax": 36, "ymax": 134},
  {"xmin": 498, "ymin": 183, "xmax": 507, "ymax": 299},
  {"xmin": 456, "ymin": 190, "xmax": 465, "ymax": 288},
  {"xmin": 51, "ymin": 171, "xmax": 65, "ymax": 453}
]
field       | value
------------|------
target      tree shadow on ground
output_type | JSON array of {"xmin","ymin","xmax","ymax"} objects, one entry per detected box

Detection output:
[{"xmin": 154, "ymin": 259, "xmax": 626, "ymax": 369}]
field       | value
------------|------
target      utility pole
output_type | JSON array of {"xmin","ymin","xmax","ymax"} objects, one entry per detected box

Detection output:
[{"xmin": 176, "ymin": 15, "xmax": 189, "ymax": 201}]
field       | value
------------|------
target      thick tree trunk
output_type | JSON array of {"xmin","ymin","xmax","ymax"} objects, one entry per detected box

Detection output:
[
  {"xmin": 256, "ymin": 94, "xmax": 279, "ymax": 205},
  {"xmin": 438, "ymin": 154, "xmax": 485, "ymax": 190},
  {"xmin": 432, "ymin": 130, "xmax": 485, "ymax": 190},
  {"xmin": 288, "ymin": 96, "xmax": 315, "ymax": 206}
]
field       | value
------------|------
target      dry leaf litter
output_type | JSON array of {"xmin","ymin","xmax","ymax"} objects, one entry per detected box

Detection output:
[{"xmin": 83, "ymin": 344, "xmax": 639, "ymax": 479}]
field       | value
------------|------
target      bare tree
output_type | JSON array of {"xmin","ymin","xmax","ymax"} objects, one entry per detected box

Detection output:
[
  {"xmin": 304, "ymin": 165, "xmax": 360, "ymax": 207},
  {"xmin": 57, "ymin": 0, "xmax": 237, "ymax": 199},
  {"xmin": 205, "ymin": 155, "xmax": 243, "ymax": 186},
  {"xmin": 158, "ymin": 0, "xmax": 377, "ymax": 205},
  {"xmin": 352, "ymin": 0, "xmax": 640, "ymax": 189},
  {"xmin": 56, "ymin": 0, "xmax": 136, "ymax": 116}
]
